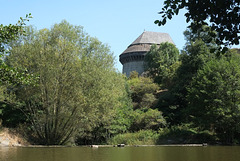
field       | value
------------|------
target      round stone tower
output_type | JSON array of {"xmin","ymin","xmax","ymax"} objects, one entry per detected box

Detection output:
[{"xmin": 119, "ymin": 31, "xmax": 174, "ymax": 77}]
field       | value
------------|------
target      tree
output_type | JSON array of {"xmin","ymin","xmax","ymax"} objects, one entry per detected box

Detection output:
[
  {"xmin": 127, "ymin": 74, "xmax": 159, "ymax": 109},
  {"xmin": 157, "ymin": 40, "xmax": 215, "ymax": 125},
  {"xmin": 144, "ymin": 42, "xmax": 180, "ymax": 88},
  {"xmin": 7, "ymin": 21, "xmax": 127, "ymax": 145},
  {"xmin": 187, "ymin": 54, "xmax": 240, "ymax": 143},
  {"xmin": 127, "ymin": 74, "xmax": 166, "ymax": 131},
  {"xmin": 183, "ymin": 25, "xmax": 218, "ymax": 49},
  {"xmin": 155, "ymin": 0, "xmax": 240, "ymax": 46},
  {"xmin": 0, "ymin": 14, "xmax": 32, "ymax": 53},
  {"xmin": 0, "ymin": 14, "xmax": 33, "ymax": 85},
  {"xmin": 0, "ymin": 14, "xmax": 34, "ymax": 130},
  {"xmin": 131, "ymin": 109, "xmax": 166, "ymax": 131}
]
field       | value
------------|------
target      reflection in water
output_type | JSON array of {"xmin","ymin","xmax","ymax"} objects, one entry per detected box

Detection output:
[{"xmin": 0, "ymin": 146, "xmax": 240, "ymax": 161}]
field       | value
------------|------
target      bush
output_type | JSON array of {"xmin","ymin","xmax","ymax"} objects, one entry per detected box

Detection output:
[
  {"xmin": 0, "ymin": 102, "xmax": 27, "ymax": 128},
  {"xmin": 130, "ymin": 109, "xmax": 166, "ymax": 131},
  {"xmin": 157, "ymin": 124, "xmax": 217, "ymax": 144},
  {"xmin": 107, "ymin": 130, "xmax": 159, "ymax": 145}
]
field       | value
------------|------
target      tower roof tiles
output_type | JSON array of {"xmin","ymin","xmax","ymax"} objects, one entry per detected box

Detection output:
[
  {"xmin": 121, "ymin": 31, "xmax": 174, "ymax": 55},
  {"xmin": 131, "ymin": 31, "xmax": 174, "ymax": 46}
]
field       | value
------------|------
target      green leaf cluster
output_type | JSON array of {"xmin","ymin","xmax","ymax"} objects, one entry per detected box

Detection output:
[
  {"xmin": 156, "ymin": 0, "xmax": 240, "ymax": 46},
  {"xmin": 144, "ymin": 42, "xmax": 180, "ymax": 88},
  {"xmin": 187, "ymin": 54, "xmax": 240, "ymax": 143},
  {"xmin": 0, "ymin": 14, "xmax": 34, "ymax": 86},
  {"xmin": 127, "ymin": 74, "xmax": 166, "ymax": 132}
]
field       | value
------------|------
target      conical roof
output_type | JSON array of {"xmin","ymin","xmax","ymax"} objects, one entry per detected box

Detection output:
[
  {"xmin": 121, "ymin": 31, "xmax": 174, "ymax": 55},
  {"xmin": 131, "ymin": 31, "xmax": 174, "ymax": 45}
]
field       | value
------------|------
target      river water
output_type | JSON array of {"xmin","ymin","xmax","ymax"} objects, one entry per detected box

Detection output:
[{"xmin": 0, "ymin": 146, "xmax": 239, "ymax": 161}]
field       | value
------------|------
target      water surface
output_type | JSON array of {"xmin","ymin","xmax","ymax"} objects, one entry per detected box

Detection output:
[{"xmin": 0, "ymin": 146, "xmax": 239, "ymax": 161}]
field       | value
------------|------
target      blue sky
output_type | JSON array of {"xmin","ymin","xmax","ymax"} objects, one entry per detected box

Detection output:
[{"xmin": 1, "ymin": 0, "xmax": 189, "ymax": 72}]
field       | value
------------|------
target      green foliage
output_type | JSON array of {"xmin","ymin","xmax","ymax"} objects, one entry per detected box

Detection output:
[
  {"xmin": 187, "ymin": 54, "xmax": 240, "ymax": 143},
  {"xmin": 0, "ymin": 83, "xmax": 28, "ymax": 128},
  {"xmin": 0, "ymin": 13, "xmax": 32, "ymax": 53},
  {"xmin": 144, "ymin": 42, "xmax": 180, "ymax": 88},
  {"xmin": 128, "ymin": 76, "xmax": 159, "ymax": 108},
  {"xmin": 139, "ymin": 93, "xmax": 157, "ymax": 109},
  {"xmin": 109, "ymin": 83, "xmax": 134, "ymax": 135},
  {"xmin": 183, "ymin": 25, "xmax": 219, "ymax": 51},
  {"xmin": 0, "ymin": 63, "xmax": 37, "ymax": 85},
  {"xmin": 107, "ymin": 130, "xmax": 159, "ymax": 145},
  {"xmin": 131, "ymin": 109, "xmax": 166, "ymax": 131},
  {"xmin": 127, "ymin": 76, "xmax": 166, "ymax": 132},
  {"xmin": 109, "ymin": 105, "xmax": 133, "ymax": 135},
  {"xmin": 0, "ymin": 14, "xmax": 33, "ymax": 86},
  {"xmin": 158, "ymin": 40, "xmax": 215, "ymax": 125},
  {"xmin": 75, "ymin": 79, "xmax": 133, "ymax": 145},
  {"xmin": 175, "ymin": 40, "xmax": 214, "ymax": 94},
  {"xmin": 0, "ymin": 102, "xmax": 26, "ymax": 128},
  {"xmin": 157, "ymin": 124, "xmax": 216, "ymax": 144},
  {"xmin": 7, "ymin": 20, "xmax": 127, "ymax": 145},
  {"xmin": 128, "ymin": 71, "xmax": 139, "ymax": 79},
  {"xmin": 155, "ymin": 0, "xmax": 240, "ymax": 46},
  {"xmin": 109, "ymin": 125, "xmax": 216, "ymax": 145}
]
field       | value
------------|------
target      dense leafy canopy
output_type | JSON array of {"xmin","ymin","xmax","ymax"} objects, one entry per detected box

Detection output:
[
  {"xmin": 187, "ymin": 54, "xmax": 240, "ymax": 143},
  {"xmin": 6, "ymin": 21, "xmax": 127, "ymax": 145},
  {"xmin": 127, "ymin": 73, "xmax": 166, "ymax": 132},
  {"xmin": 157, "ymin": 40, "xmax": 216, "ymax": 125},
  {"xmin": 155, "ymin": 0, "xmax": 240, "ymax": 46},
  {"xmin": 183, "ymin": 25, "xmax": 219, "ymax": 50},
  {"xmin": 144, "ymin": 42, "xmax": 180, "ymax": 88},
  {"xmin": 128, "ymin": 74, "xmax": 159, "ymax": 108}
]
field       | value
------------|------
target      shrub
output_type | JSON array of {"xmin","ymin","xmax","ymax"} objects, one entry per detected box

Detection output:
[
  {"xmin": 157, "ymin": 124, "xmax": 217, "ymax": 144},
  {"xmin": 107, "ymin": 130, "xmax": 159, "ymax": 145}
]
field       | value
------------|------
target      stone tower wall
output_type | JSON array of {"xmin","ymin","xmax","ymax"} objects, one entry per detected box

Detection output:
[
  {"xmin": 122, "ymin": 60, "xmax": 144, "ymax": 77},
  {"xmin": 120, "ymin": 31, "xmax": 174, "ymax": 77}
]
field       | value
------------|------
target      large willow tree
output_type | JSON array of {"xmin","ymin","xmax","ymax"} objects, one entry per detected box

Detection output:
[{"xmin": 7, "ymin": 20, "xmax": 127, "ymax": 145}]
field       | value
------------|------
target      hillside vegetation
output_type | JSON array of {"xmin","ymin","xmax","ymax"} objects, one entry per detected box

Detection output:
[{"xmin": 1, "ymin": 19, "xmax": 240, "ymax": 145}]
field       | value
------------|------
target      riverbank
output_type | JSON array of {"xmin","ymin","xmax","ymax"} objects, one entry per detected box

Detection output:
[
  {"xmin": 0, "ymin": 128, "xmax": 229, "ymax": 147},
  {"xmin": 90, "ymin": 144, "xmax": 206, "ymax": 148},
  {"xmin": 0, "ymin": 128, "xmax": 29, "ymax": 147},
  {"xmin": 0, "ymin": 129, "xmax": 206, "ymax": 148},
  {"xmin": 0, "ymin": 144, "xmax": 206, "ymax": 148},
  {"xmin": 0, "ymin": 129, "xmax": 217, "ymax": 148}
]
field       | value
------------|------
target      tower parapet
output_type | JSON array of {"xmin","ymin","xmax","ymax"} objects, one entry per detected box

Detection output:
[{"xmin": 119, "ymin": 31, "xmax": 174, "ymax": 77}]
